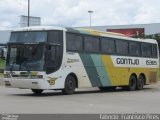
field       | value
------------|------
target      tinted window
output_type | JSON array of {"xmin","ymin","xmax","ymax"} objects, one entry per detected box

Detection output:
[
  {"xmin": 129, "ymin": 42, "xmax": 140, "ymax": 56},
  {"xmin": 66, "ymin": 33, "xmax": 75, "ymax": 51},
  {"xmin": 141, "ymin": 43, "xmax": 152, "ymax": 57},
  {"xmin": 84, "ymin": 36, "xmax": 99, "ymax": 52},
  {"xmin": 48, "ymin": 31, "xmax": 59, "ymax": 43},
  {"xmin": 75, "ymin": 35, "xmax": 83, "ymax": 51},
  {"xmin": 152, "ymin": 44, "xmax": 158, "ymax": 58},
  {"xmin": 101, "ymin": 38, "xmax": 115, "ymax": 54},
  {"xmin": 116, "ymin": 40, "xmax": 128, "ymax": 55},
  {"xmin": 45, "ymin": 31, "xmax": 63, "ymax": 74},
  {"xmin": 66, "ymin": 33, "xmax": 83, "ymax": 51}
]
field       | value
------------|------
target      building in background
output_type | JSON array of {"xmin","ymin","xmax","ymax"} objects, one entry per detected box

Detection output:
[
  {"xmin": 81, "ymin": 23, "xmax": 160, "ymax": 37},
  {"xmin": 19, "ymin": 15, "xmax": 41, "ymax": 27},
  {"xmin": 107, "ymin": 28, "xmax": 144, "ymax": 37}
]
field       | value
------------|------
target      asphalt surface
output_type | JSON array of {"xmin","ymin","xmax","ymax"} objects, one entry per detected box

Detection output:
[{"xmin": 0, "ymin": 82, "xmax": 160, "ymax": 114}]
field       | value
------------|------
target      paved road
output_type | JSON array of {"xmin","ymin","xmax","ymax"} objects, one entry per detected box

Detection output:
[{"xmin": 0, "ymin": 82, "xmax": 160, "ymax": 114}]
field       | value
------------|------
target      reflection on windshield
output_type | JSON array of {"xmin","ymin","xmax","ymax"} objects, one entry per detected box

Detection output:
[
  {"xmin": 10, "ymin": 32, "xmax": 47, "ymax": 43},
  {"xmin": 6, "ymin": 44, "xmax": 44, "ymax": 71}
]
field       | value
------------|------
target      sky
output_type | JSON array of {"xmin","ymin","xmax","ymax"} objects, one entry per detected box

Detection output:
[{"xmin": 0, "ymin": 0, "xmax": 160, "ymax": 29}]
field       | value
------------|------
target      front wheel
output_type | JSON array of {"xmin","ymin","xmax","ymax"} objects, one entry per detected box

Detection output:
[
  {"xmin": 31, "ymin": 89, "xmax": 43, "ymax": 94},
  {"xmin": 62, "ymin": 75, "xmax": 76, "ymax": 95}
]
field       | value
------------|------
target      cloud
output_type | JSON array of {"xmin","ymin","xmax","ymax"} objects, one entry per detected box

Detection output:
[
  {"xmin": 133, "ymin": 0, "xmax": 160, "ymax": 24},
  {"xmin": 0, "ymin": 0, "xmax": 160, "ymax": 29},
  {"xmin": 0, "ymin": 21, "xmax": 12, "ymax": 30}
]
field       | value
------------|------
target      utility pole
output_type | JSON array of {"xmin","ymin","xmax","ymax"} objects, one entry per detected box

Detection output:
[
  {"xmin": 88, "ymin": 10, "xmax": 93, "ymax": 27},
  {"xmin": 28, "ymin": 0, "xmax": 30, "ymax": 27}
]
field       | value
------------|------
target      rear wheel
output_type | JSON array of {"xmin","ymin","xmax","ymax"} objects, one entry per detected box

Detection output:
[
  {"xmin": 62, "ymin": 75, "xmax": 76, "ymax": 95},
  {"xmin": 128, "ymin": 75, "xmax": 137, "ymax": 91},
  {"xmin": 31, "ymin": 89, "xmax": 43, "ymax": 94},
  {"xmin": 137, "ymin": 75, "xmax": 144, "ymax": 90}
]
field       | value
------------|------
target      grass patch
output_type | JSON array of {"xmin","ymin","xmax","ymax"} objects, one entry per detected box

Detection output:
[{"xmin": 0, "ymin": 58, "xmax": 5, "ymax": 69}]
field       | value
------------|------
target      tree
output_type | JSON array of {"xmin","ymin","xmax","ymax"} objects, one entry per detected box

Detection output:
[{"xmin": 133, "ymin": 33, "xmax": 160, "ymax": 41}]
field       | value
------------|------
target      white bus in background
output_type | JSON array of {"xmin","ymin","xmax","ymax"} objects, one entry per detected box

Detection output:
[
  {"xmin": 0, "ymin": 30, "xmax": 11, "ymax": 58},
  {"xmin": 0, "ymin": 30, "xmax": 10, "ymax": 72},
  {"xmin": 3, "ymin": 26, "xmax": 159, "ymax": 95}
]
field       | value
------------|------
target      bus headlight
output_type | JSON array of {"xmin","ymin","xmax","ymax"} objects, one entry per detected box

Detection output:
[{"xmin": 30, "ymin": 75, "xmax": 43, "ymax": 79}]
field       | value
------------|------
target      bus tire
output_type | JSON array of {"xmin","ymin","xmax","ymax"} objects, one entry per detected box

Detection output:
[
  {"xmin": 136, "ymin": 75, "xmax": 144, "ymax": 90},
  {"xmin": 62, "ymin": 75, "xmax": 76, "ymax": 95},
  {"xmin": 31, "ymin": 89, "xmax": 43, "ymax": 94},
  {"xmin": 99, "ymin": 86, "xmax": 116, "ymax": 91},
  {"xmin": 128, "ymin": 75, "xmax": 137, "ymax": 91}
]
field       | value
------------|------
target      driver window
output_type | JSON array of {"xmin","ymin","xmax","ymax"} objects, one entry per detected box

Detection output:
[{"xmin": 45, "ymin": 31, "xmax": 63, "ymax": 74}]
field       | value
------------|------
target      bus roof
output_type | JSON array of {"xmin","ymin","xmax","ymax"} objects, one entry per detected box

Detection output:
[
  {"xmin": 67, "ymin": 28, "xmax": 157, "ymax": 44},
  {"xmin": 11, "ymin": 26, "xmax": 157, "ymax": 44},
  {"xmin": 12, "ymin": 26, "xmax": 65, "ymax": 32}
]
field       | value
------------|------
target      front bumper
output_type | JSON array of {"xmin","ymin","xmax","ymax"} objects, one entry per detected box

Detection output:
[{"xmin": 4, "ymin": 78, "xmax": 50, "ymax": 89}]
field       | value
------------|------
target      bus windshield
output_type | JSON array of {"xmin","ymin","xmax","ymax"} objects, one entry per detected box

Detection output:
[
  {"xmin": 9, "ymin": 32, "xmax": 47, "ymax": 43},
  {"xmin": 5, "ymin": 30, "xmax": 63, "ymax": 73},
  {"xmin": 5, "ymin": 44, "xmax": 45, "ymax": 71}
]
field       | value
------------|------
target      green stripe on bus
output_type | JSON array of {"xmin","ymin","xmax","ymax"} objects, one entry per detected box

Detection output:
[
  {"xmin": 91, "ymin": 54, "xmax": 111, "ymax": 86},
  {"xmin": 79, "ymin": 53, "xmax": 102, "ymax": 87}
]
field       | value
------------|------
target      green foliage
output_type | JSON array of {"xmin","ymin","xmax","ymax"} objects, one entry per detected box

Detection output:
[
  {"xmin": 133, "ymin": 33, "xmax": 160, "ymax": 41},
  {"xmin": 0, "ymin": 58, "xmax": 5, "ymax": 69}
]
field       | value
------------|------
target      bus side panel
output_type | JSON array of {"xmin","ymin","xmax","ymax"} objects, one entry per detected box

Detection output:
[
  {"xmin": 65, "ymin": 52, "xmax": 93, "ymax": 88},
  {"xmin": 79, "ymin": 53, "xmax": 112, "ymax": 87},
  {"xmin": 101, "ymin": 55, "xmax": 129, "ymax": 86},
  {"xmin": 77, "ymin": 53, "xmax": 158, "ymax": 88},
  {"xmin": 102, "ymin": 55, "xmax": 159, "ymax": 86}
]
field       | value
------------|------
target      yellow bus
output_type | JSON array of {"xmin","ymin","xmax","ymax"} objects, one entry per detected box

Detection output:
[{"xmin": 4, "ymin": 26, "xmax": 159, "ymax": 95}]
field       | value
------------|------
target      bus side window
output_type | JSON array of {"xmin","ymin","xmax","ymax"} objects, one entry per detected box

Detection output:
[
  {"xmin": 129, "ymin": 42, "xmax": 140, "ymax": 56},
  {"xmin": 152, "ymin": 44, "xmax": 158, "ymax": 58},
  {"xmin": 141, "ymin": 43, "xmax": 152, "ymax": 57},
  {"xmin": 66, "ymin": 33, "xmax": 75, "ymax": 51},
  {"xmin": 84, "ymin": 36, "xmax": 99, "ymax": 52},
  {"xmin": 75, "ymin": 35, "xmax": 83, "ymax": 51},
  {"xmin": 116, "ymin": 40, "xmax": 129, "ymax": 55},
  {"xmin": 101, "ymin": 38, "xmax": 115, "ymax": 54},
  {"xmin": 66, "ymin": 33, "xmax": 83, "ymax": 52}
]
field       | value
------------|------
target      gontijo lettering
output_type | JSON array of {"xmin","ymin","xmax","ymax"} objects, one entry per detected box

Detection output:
[{"xmin": 117, "ymin": 58, "xmax": 139, "ymax": 65}]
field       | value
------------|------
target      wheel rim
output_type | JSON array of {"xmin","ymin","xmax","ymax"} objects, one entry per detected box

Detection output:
[
  {"xmin": 129, "ymin": 76, "xmax": 136, "ymax": 90},
  {"xmin": 131, "ymin": 78, "xmax": 135, "ymax": 88},
  {"xmin": 138, "ymin": 77, "xmax": 144, "ymax": 88},
  {"xmin": 67, "ymin": 79, "xmax": 74, "ymax": 90}
]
